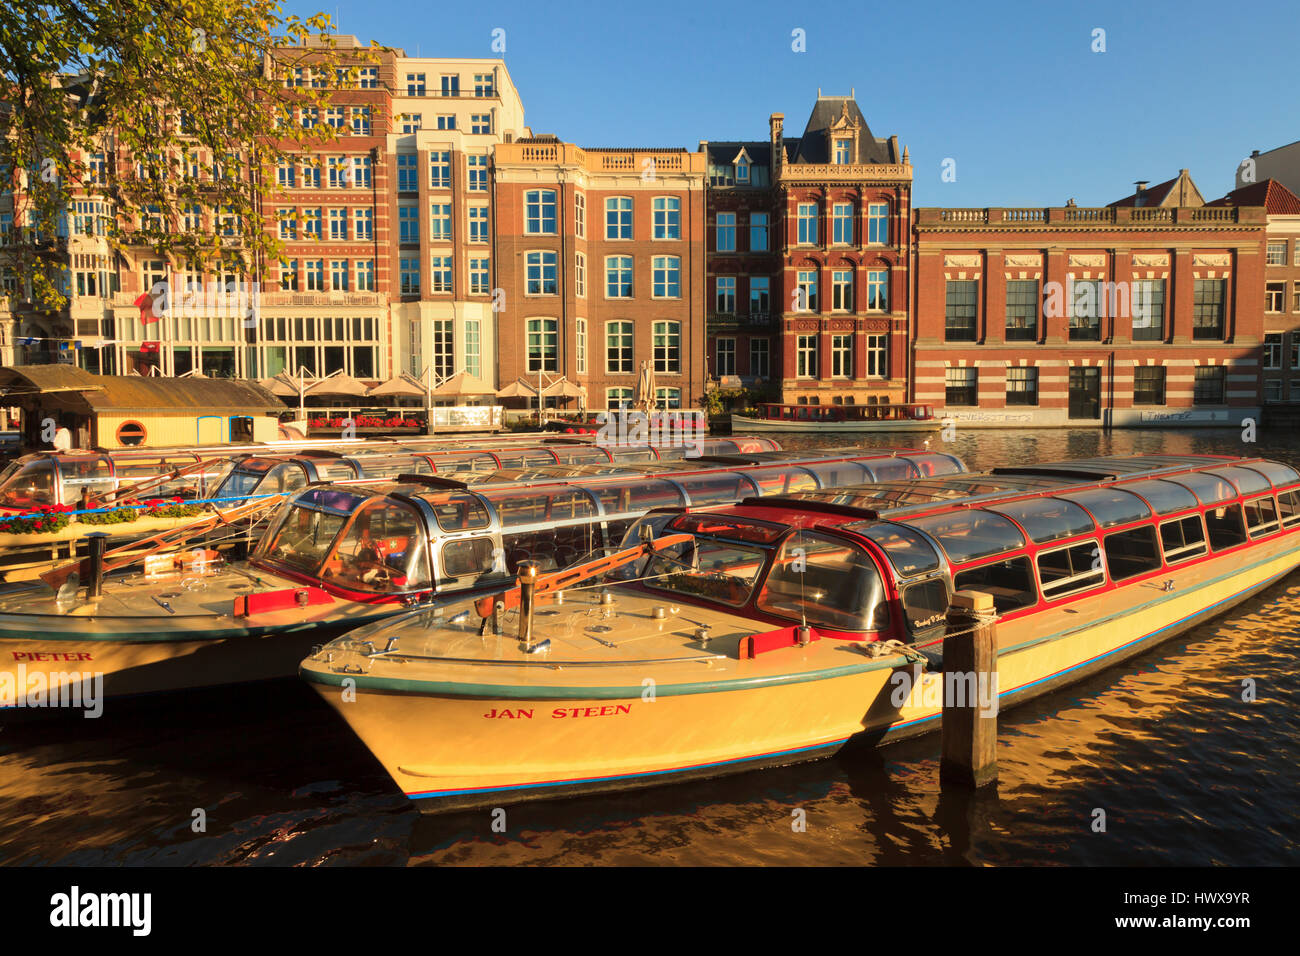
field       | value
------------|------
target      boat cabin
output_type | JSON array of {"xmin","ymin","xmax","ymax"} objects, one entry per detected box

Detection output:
[
  {"xmin": 0, "ymin": 449, "xmax": 236, "ymax": 511},
  {"xmin": 750, "ymin": 402, "xmax": 936, "ymax": 424},
  {"xmin": 617, "ymin": 455, "xmax": 1300, "ymax": 647},
  {"xmin": 248, "ymin": 449, "xmax": 967, "ymax": 599}
]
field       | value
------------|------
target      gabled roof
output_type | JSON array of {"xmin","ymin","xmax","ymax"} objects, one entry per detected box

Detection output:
[
  {"xmin": 704, "ymin": 141, "xmax": 771, "ymax": 166},
  {"xmin": 1208, "ymin": 178, "xmax": 1300, "ymax": 215},
  {"xmin": 788, "ymin": 97, "xmax": 897, "ymax": 165},
  {"xmin": 1108, "ymin": 169, "xmax": 1205, "ymax": 208},
  {"xmin": 0, "ymin": 366, "xmax": 282, "ymax": 412}
]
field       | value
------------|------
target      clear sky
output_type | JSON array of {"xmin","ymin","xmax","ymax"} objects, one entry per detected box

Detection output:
[{"xmin": 288, "ymin": 0, "xmax": 1299, "ymax": 207}]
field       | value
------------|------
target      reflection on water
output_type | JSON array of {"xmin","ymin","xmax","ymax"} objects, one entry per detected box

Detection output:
[{"xmin": 1, "ymin": 429, "xmax": 1298, "ymax": 866}]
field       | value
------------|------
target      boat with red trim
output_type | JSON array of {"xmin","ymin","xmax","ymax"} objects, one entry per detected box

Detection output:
[
  {"xmin": 0, "ymin": 448, "xmax": 961, "ymax": 708},
  {"xmin": 731, "ymin": 402, "xmax": 939, "ymax": 432},
  {"xmin": 299, "ymin": 454, "xmax": 1300, "ymax": 812}
]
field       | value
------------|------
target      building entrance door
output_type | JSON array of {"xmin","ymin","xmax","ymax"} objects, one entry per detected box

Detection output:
[{"xmin": 1069, "ymin": 367, "xmax": 1101, "ymax": 419}]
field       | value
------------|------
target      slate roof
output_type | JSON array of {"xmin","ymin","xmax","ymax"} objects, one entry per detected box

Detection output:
[
  {"xmin": 788, "ymin": 97, "xmax": 897, "ymax": 165},
  {"xmin": 1208, "ymin": 178, "xmax": 1300, "ymax": 215},
  {"xmin": 704, "ymin": 142, "xmax": 772, "ymax": 167}
]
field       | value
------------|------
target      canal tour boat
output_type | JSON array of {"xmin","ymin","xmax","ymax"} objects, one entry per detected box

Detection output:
[
  {"xmin": 299, "ymin": 454, "xmax": 1300, "ymax": 812},
  {"xmin": 731, "ymin": 402, "xmax": 939, "ymax": 433},
  {"xmin": 0, "ymin": 449, "xmax": 962, "ymax": 709}
]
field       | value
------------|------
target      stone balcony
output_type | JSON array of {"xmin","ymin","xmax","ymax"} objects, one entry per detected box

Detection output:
[{"xmin": 916, "ymin": 206, "xmax": 1267, "ymax": 228}]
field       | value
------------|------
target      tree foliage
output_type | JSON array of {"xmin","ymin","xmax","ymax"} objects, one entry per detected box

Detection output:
[{"xmin": 0, "ymin": 1, "xmax": 376, "ymax": 312}]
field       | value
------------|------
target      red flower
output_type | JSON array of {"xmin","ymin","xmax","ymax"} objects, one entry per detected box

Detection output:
[{"xmin": 33, "ymin": 520, "xmax": 44, "ymax": 530}]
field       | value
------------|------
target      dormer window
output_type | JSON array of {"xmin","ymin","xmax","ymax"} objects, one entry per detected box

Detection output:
[
  {"xmin": 736, "ymin": 156, "xmax": 750, "ymax": 183},
  {"xmin": 834, "ymin": 139, "xmax": 852, "ymax": 164}
]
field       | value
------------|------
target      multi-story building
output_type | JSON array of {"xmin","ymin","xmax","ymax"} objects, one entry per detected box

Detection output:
[
  {"xmin": 703, "ymin": 95, "xmax": 912, "ymax": 406},
  {"xmin": 1238, "ymin": 142, "xmax": 1300, "ymax": 197},
  {"xmin": 492, "ymin": 138, "xmax": 707, "ymax": 410},
  {"xmin": 7, "ymin": 36, "xmax": 528, "ymax": 388},
  {"xmin": 1210, "ymin": 179, "xmax": 1300, "ymax": 407},
  {"xmin": 912, "ymin": 170, "xmax": 1268, "ymax": 427}
]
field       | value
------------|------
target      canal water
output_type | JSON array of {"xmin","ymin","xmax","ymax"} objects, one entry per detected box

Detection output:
[{"xmin": 1, "ymin": 428, "xmax": 1297, "ymax": 866}]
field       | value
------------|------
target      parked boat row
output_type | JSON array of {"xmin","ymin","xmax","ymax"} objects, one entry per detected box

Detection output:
[
  {"xmin": 0, "ymin": 447, "xmax": 963, "ymax": 707},
  {"xmin": 731, "ymin": 402, "xmax": 940, "ymax": 432},
  {"xmin": 299, "ymin": 454, "xmax": 1300, "ymax": 812}
]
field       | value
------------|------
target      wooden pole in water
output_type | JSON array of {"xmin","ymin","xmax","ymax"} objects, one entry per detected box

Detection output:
[{"xmin": 940, "ymin": 589, "xmax": 998, "ymax": 789}]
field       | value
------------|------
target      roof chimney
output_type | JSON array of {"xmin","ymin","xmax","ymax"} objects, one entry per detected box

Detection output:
[{"xmin": 1134, "ymin": 180, "xmax": 1149, "ymax": 192}]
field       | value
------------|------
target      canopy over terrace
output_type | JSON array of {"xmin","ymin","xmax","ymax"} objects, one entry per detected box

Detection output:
[{"xmin": 0, "ymin": 365, "xmax": 283, "ymax": 450}]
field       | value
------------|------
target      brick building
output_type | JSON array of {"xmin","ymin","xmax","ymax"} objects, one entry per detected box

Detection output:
[
  {"xmin": 703, "ymin": 95, "xmax": 912, "ymax": 407},
  {"xmin": 492, "ymin": 139, "xmax": 707, "ymax": 410},
  {"xmin": 911, "ymin": 170, "xmax": 1268, "ymax": 427},
  {"xmin": 1209, "ymin": 179, "xmax": 1300, "ymax": 406}
]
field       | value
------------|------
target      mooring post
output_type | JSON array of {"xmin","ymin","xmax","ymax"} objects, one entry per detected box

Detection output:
[
  {"xmin": 85, "ymin": 532, "xmax": 109, "ymax": 599},
  {"xmin": 517, "ymin": 561, "xmax": 539, "ymax": 649},
  {"xmin": 940, "ymin": 589, "xmax": 998, "ymax": 789}
]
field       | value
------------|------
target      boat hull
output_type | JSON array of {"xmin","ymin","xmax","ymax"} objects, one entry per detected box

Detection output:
[
  {"xmin": 303, "ymin": 537, "xmax": 1300, "ymax": 812},
  {"xmin": 729, "ymin": 415, "xmax": 941, "ymax": 433}
]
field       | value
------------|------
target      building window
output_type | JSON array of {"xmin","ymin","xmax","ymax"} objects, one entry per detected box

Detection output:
[
  {"xmin": 469, "ymin": 257, "xmax": 489, "ymax": 295},
  {"xmin": 357, "ymin": 67, "xmax": 378, "ymax": 89},
  {"xmin": 945, "ymin": 280, "xmax": 978, "ymax": 341},
  {"xmin": 525, "ymin": 189, "xmax": 557, "ymax": 234},
  {"xmin": 474, "ymin": 73, "xmax": 494, "ymax": 97},
  {"xmin": 277, "ymin": 209, "xmax": 296, "ymax": 240},
  {"xmin": 351, "ymin": 156, "xmax": 371, "ymax": 187},
  {"xmin": 575, "ymin": 252, "xmax": 586, "ymax": 298},
  {"xmin": 1194, "ymin": 366, "xmax": 1226, "ymax": 405},
  {"xmin": 526, "ymin": 251, "xmax": 557, "ymax": 295},
  {"xmin": 400, "ymin": 258, "xmax": 419, "ymax": 295},
  {"xmin": 736, "ymin": 157, "xmax": 750, "ymax": 183},
  {"xmin": 831, "ymin": 334, "xmax": 853, "ymax": 378},
  {"xmin": 1292, "ymin": 334, "xmax": 1300, "ymax": 370},
  {"xmin": 797, "ymin": 270, "xmax": 818, "ymax": 312},
  {"xmin": 435, "ymin": 115, "xmax": 457, "ymax": 131},
  {"xmin": 300, "ymin": 161, "xmax": 320, "ymax": 188},
  {"xmin": 606, "ymin": 320, "xmax": 633, "ymax": 373},
  {"xmin": 862, "ymin": 269, "xmax": 888, "ymax": 311},
  {"xmin": 797, "ymin": 203, "xmax": 818, "ymax": 245},
  {"xmin": 350, "ymin": 107, "xmax": 371, "ymax": 135},
  {"xmin": 465, "ymin": 319, "xmax": 482, "ymax": 378},
  {"xmin": 1131, "ymin": 279, "xmax": 1165, "ymax": 341},
  {"xmin": 1265, "ymin": 333, "xmax": 1283, "ymax": 369},
  {"xmin": 440, "ymin": 74, "xmax": 460, "ymax": 96},
  {"xmin": 276, "ymin": 162, "xmax": 295, "ymax": 188},
  {"xmin": 1134, "ymin": 366, "xmax": 1165, "ymax": 405},
  {"xmin": 606, "ymin": 197, "xmax": 632, "ymax": 239},
  {"xmin": 431, "ymin": 256, "xmax": 452, "ymax": 293},
  {"xmin": 831, "ymin": 270, "xmax": 853, "ymax": 311},
  {"xmin": 945, "ymin": 367, "xmax": 977, "ymax": 406},
  {"xmin": 796, "ymin": 334, "xmax": 818, "ymax": 378},
  {"xmin": 1004, "ymin": 280, "xmax": 1039, "ymax": 341},
  {"xmin": 867, "ymin": 203, "xmax": 889, "ymax": 245},
  {"xmin": 1006, "ymin": 367, "xmax": 1038, "ymax": 405},
  {"xmin": 397, "ymin": 154, "xmax": 418, "ymax": 192},
  {"xmin": 527, "ymin": 318, "xmax": 558, "ymax": 372},
  {"xmin": 406, "ymin": 73, "xmax": 425, "ymax": 96},
  {"xmin": 329, "ymin": 259, "xmax": 348, "ymax": 291},
  {"xmin": 280, "ymin": 261, "xmax": 298, "ymax": 291},
  {"xmin": 1266, "ymin": 281, "xmax": 1285, "ymax": 313},
  {"xmin": 715, "ymin": 276, "xmax": 736, "ymax": 314},
  {"xmin": 716, "ymin": 212, "xmax": 736, "ymax": 251},
  {"xmin": 606, "ymin": 256, "xmax": 633, "ymax": 298},
  {"xmin": 832, "ymin": 203, "xmax": 853, "ymax": 245},
  {"xmin": 468, "ymin": 206, "xmax": 489, "ymax": 243},
  {"xmin": 470, "ymin": 114, "xmax": 491, "ymax": 135},
  {"xmin": 652, "ymin": 257, "xmax": 680, "ymax": 298},
  {"xmin": 431, "ymin": 320, "xmax": 454, "ymax": 380},
  {"xmin": 654, "ymin": 197, "xmax": 680, "ymax": 240},
  {"xmin": 399, "ymin": 205, "xmax": 420, "ymax": 244},
  {"xmin": 653, "ymin": 321, "xmax": 681, "ymax": 373},
  {"xmin": 1193, "ymin": 279, "xmax": 1226, "ymax": 340},
  {"xmin": 304, "ymin": 259, "xmax": 325, "ymax": 291},
  {"xmin": 656, "ymin": 387, "xmax": 682, "ymax": 409},
  {"xmin": 750, "ymin": 213, "xmax": 769, "ymax": 252},
  {"xmin": 430, "ymin": 152, "xmax": 451, "ymax": 189},
  {"xmin": 750, "ymin": 339, "xmax": 770, "ymax": 378},
  {"xmin": 606, "ymin": 387, "xmax": 633, "ymax": 410},
  {"xmin": 576, "ymin": 318, "xmax": 587, "ymax": 374},
  {"xmin": 864, "ymin": 334, "xmax": 887, "ymax": 377},
  {"xmin": 400, "ymin": 113, "xmax": 421, "ymax": 134},
  {"xmin": 353, "ymin": 208, "xmax": 372, "ymax": 240},
  {"xmin": 750, "ymin": 277, "xmax": 770, "ymax": 319},
  {"xmin": 1293, "ymin": 281, "xmax": 1300, "ymax": 313},
  {"xmin": 302, "ymin": 208, "xmax": 321, "ymax": 240},
  {"xmin": 467, "ymin": 155, "xmax": 488, "ymax": 191},
  {"xmin": 356, "ymin": 260, "xmax": 374, "ymax": 292},
  {"xmin": 1069, "ymin": 278, "xmax": 1102, "ymax": 341},
  {"xmin": 716, "ymin": 337, "xmax": 736, "ymax": 376},
  {"xmin": 1267, "ymin": 240, "xmax": 1287, "ymax": 265},
  {"xmin": 1264, "ymin": 380, "xmax": 1283, "ymax": 403},
  {"xmin": 575, "ymin": 193, "xmax": 585, "ymax": 239}
]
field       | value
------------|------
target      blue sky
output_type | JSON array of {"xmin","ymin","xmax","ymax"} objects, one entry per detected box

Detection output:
[{"xmin": 288, "ymin": 0, "xmax": 1298, "ymax": 206}]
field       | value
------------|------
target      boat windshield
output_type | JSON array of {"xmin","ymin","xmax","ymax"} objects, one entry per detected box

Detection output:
[
  {"xmin": 319, "ymin": 498, "xmax": 430, "ymax": 592},
  {"xmin": 642, "ymin": 535, "xmax": 769, "ymax": 607},
  {"xmin": 218, "ymin": 460, "xmax": 308, "ymax": 499},
  {"xmin": 755, "ymin": 531, "xmax": 889, "ymax": 632},
  {"xmin": 0, "ymin": 459, "xmax": 57, "ymax": 509},
  {"xmin": 256, "ymin": 488, "xmax": 369, "ymax": 575}
]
